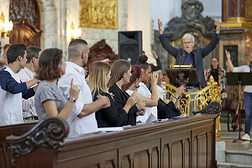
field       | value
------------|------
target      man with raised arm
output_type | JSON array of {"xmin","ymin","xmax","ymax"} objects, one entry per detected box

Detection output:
[{"xmin": 158, "ymin": 19, "xmax": 221, "ymax": 88}]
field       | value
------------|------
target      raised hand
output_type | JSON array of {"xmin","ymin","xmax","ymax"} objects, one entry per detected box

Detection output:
[
  {"xmin": 174, "ymin": 85, "xmax": 185, "ymax": 99},
  {"xmin": 214, "ymin": 20, "xmax": 221, "ymax": 34},
  {"xmin": 225, "ymin": 49, "xmax": 231, "ymax": 60},
  {"xmin": 151, "ymin": 50, "xmax": 158, "ymax": 59},
  {"xmin": 157, "ymin": 70, "xmax": 163, "ymax": 86},
  {"xmin": 69, "ymin": 78, "xmax": 80, "ymax": 100},
  {"xmin": 158, "ymin": 19, "xmax": 163, "ymax": 35},
  {"xmin": 225, "ymin": 49, "xmax": 234, "ymax": 72},
  {"xmin": 150, "ymin": 72, "xmax": 158, "ymax": 86}
]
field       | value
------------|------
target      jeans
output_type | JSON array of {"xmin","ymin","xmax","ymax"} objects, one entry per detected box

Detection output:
[{"xmin": 244, "ymin": 92, "xmax": 252, "ymax": 135}]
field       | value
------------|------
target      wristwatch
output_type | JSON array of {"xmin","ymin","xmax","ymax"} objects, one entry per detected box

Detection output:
[{"xmin": 68, "ymin": 97, "xmax": 76, "ymax": 103}]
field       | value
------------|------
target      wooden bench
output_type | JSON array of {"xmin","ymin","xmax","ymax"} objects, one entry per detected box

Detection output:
[
  {"xmin": 0, "ymin": 122, "xmax": 36, "ymax": 168},
  {"xmin": 4, "ymin": 114, "xmax": 219, "ymax": 168}
]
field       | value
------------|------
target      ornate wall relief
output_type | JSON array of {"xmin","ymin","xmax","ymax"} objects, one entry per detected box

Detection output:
[{"xmin": 79, "ymin": 0, "xmax": 118, "ymax": 29}]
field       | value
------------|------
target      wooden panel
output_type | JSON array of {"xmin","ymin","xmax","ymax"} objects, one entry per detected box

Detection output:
[
  {"xmin": 15, "ymin": 148, "xmax": 57, "ymax": 168},
  {"xmin": 119, "ymin": 139, "xmax": 160, "ymax": 168},
  {"xmin": 171, "ymin": 140, "xmax": 183, "ymax": 168},
  {"xmin": 192, "ymin": 120, "xmax": 215, "ymax": 168},
  {"xmin": 207, "ymin": 131, "xmax": 213, "ymax": 168},
  {"xmin": 192, "ymin": 135, "xmax": 198, "ymax": 168},
  {"xmin": 151, "ymin": 147, "xmax": 159, "ymax": 168},
  {"xmin": 0, "ymin": 123, "xmax": 36, "ymax": 168},
  {"xmin": 57, "ymin": 150, "xmax": 117, "ymax": 168},
  {"xmin": 198, "ymin": 133, "xmax": 207, "ymax": 168},
  {"xmin": 161, "ymin": 130, "xmax": 191, "ymax": 168},
  {"xmin": 4, "ymin": 115, "xmax": 218, "ymax": 168},
  {"xmin": 184, "ymin": 138, "xmax": 190, "ymax": 168},
  {"xmin": 0, "ymin": 145, "xmax": 5, "ymax": 168},
  {"xmin": 162, "ymin": 143, "xmax": 170, "ymax": 168}
]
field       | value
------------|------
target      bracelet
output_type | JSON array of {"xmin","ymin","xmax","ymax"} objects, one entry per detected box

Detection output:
[
  {"xmin": 135, "ymin": 85, "xmax": 140, "ymax": 88},
  {"xmin": 68, "ymin": 97, "xmax": 76, "ymax": 103}
]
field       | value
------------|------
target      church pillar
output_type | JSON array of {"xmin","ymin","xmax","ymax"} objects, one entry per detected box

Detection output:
[{"xmin": 222, "ymin": 0, "xmax": 252, "ymax": 27}]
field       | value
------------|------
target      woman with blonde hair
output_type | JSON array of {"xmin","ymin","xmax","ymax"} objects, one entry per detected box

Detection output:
[
  {"xmin": 89, "ymin": 61, "xmax": 125, "ymax": 127},
  {"xmin": 108, "ymin": 59, "xmax": 145, "ymax": 126}
]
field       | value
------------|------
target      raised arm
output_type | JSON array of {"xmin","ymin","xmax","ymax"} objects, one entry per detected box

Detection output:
[
  {"xmin": 225, "ymin": 50, "xmax": 234, "ymax": 72},
  {"xmin": 202, "ymin": 20, "xmax": 221, "ymax": 57},
  {"xmin": 158, "ymin": 19, "xmax": 179, "ymax": 57},
  {"xmin": 151, "ymin": 50, "xmax": 162, "ymax": 71},
  {"xmin": 137, "ymin": 73, "xmax": 158, "ymax": 107}
]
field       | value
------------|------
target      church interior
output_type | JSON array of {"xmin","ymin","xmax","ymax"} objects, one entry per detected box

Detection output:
[{"xmin": 0, "ymin": 0, "xmax": 252, "ymax": 168}]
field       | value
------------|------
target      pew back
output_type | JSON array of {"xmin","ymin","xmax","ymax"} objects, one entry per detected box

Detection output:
[{"xmin": 6, "ymin": 115, "xmax": 218, "ymax": 168}]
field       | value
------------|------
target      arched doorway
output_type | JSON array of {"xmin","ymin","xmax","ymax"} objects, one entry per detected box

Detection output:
[{"xmin": 9, "ymin": 0, "xmax": 42, "ymax": 47}]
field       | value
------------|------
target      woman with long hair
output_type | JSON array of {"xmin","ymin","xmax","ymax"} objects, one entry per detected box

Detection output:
[
  {"xmin": 35, "ymin": 48, "xmax": 80, "ymax": 121},
  {"xmin": 204, "ymin": 57, "xmax": 226, "ymax": 99},
  {"xmin": 89, "ymin": 61, "xmax": 131, "ymax": 127},
  {"xmin": 122, "ymin": 63, "xmax": 159, "ymax": 123},
  {"xmin": 108, "ymin": 59, "xmax": 145, "ymax": 126}
]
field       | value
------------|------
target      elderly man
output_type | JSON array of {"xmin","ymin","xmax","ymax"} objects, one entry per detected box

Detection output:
[{"xmin": 158, "ymin": 19, "xmax": 221, "ymax": 88}]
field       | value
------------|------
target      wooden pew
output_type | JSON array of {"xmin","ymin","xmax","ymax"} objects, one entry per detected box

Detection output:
[
  {"xmin": 5, "ymin": 114, "xmax": 218, "ymax": 168},
  {"xmin": 0, "ymin": 122, "xmax": 36, "ymax": 168}
]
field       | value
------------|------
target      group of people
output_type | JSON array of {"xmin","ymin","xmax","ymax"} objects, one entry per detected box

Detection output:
[
  {"xmin": 0, "ymin": 38, "xmax": 185, "ymax": 137},
  {"xmin": 0, "ymin": 18, "xmax": 251, "ymax": 141}
]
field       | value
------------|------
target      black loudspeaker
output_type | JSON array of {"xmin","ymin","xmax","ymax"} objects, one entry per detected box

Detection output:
[{"xmin": 118, "ymin": 31, "xmax": 142, "ymax": 64}]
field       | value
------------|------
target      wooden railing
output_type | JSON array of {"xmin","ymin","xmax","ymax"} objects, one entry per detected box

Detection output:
[{"xmin": 3, "ymin": 114, "xmax": 218, "ymax": 168}]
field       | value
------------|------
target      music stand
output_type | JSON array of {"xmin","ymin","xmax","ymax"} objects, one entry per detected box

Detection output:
[
  {"xmin": 226, "ymin": 72, "xmax": 252, "ymax": 142},
  {"xmin": 166, "ymin": 68, "xmax": 199, "ymax": 86}
]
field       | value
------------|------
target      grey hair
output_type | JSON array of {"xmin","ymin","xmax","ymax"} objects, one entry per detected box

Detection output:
[{"xmin": 182, "ymin": 33, "xmax": 194, "ymax": 42}]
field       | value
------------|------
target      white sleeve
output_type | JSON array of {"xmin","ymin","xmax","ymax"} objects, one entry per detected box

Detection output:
[
  {"xmin": 157, "ymin": 85, "xmax": 165, "ymax": 98},
  {"xmin": 233, "ymin": 65, "xmax": 250, "ymax": 72},
  {"xmin": 58, "ymin": 73, "xmax": 85, "ymax": 117},
  {"xmin": 126, "ymin": 90, "xmax": 134, "ymax": 96}
]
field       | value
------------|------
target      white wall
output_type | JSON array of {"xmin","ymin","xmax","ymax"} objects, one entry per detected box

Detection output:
[
  {"xmin": 150, "ymin": 0, "xmax": 182, "ymax": 30},
  {"xmin": 200, "ymin": 0, "xmax": 222, "ymax": 21},
  {"xmin": 127, "ymin": 0, "xmax": 152, "ymax": 60},
  {"xmin": 150, "ymin": 0, "xmax": 222, "ymax": 31}
]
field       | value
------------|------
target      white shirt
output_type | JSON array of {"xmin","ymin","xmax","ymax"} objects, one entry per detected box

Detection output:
[
  {"xmin": 233, "ymin": 65, "xmax": 252, "ymax": 93},
  {"xmin": 127, "ymin": 82, "xmax": 158, "ymax": 123},
  {"xmin": 58, "ymin": 61, "xmax": 98, "ymax": 136},
  {"xmin": 18, "ymin": 67, "xmax": 37, "ymax": 118},
  {"xmin": 0, "ymin": 67, "xmax": 23, "ymax": 125}
]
